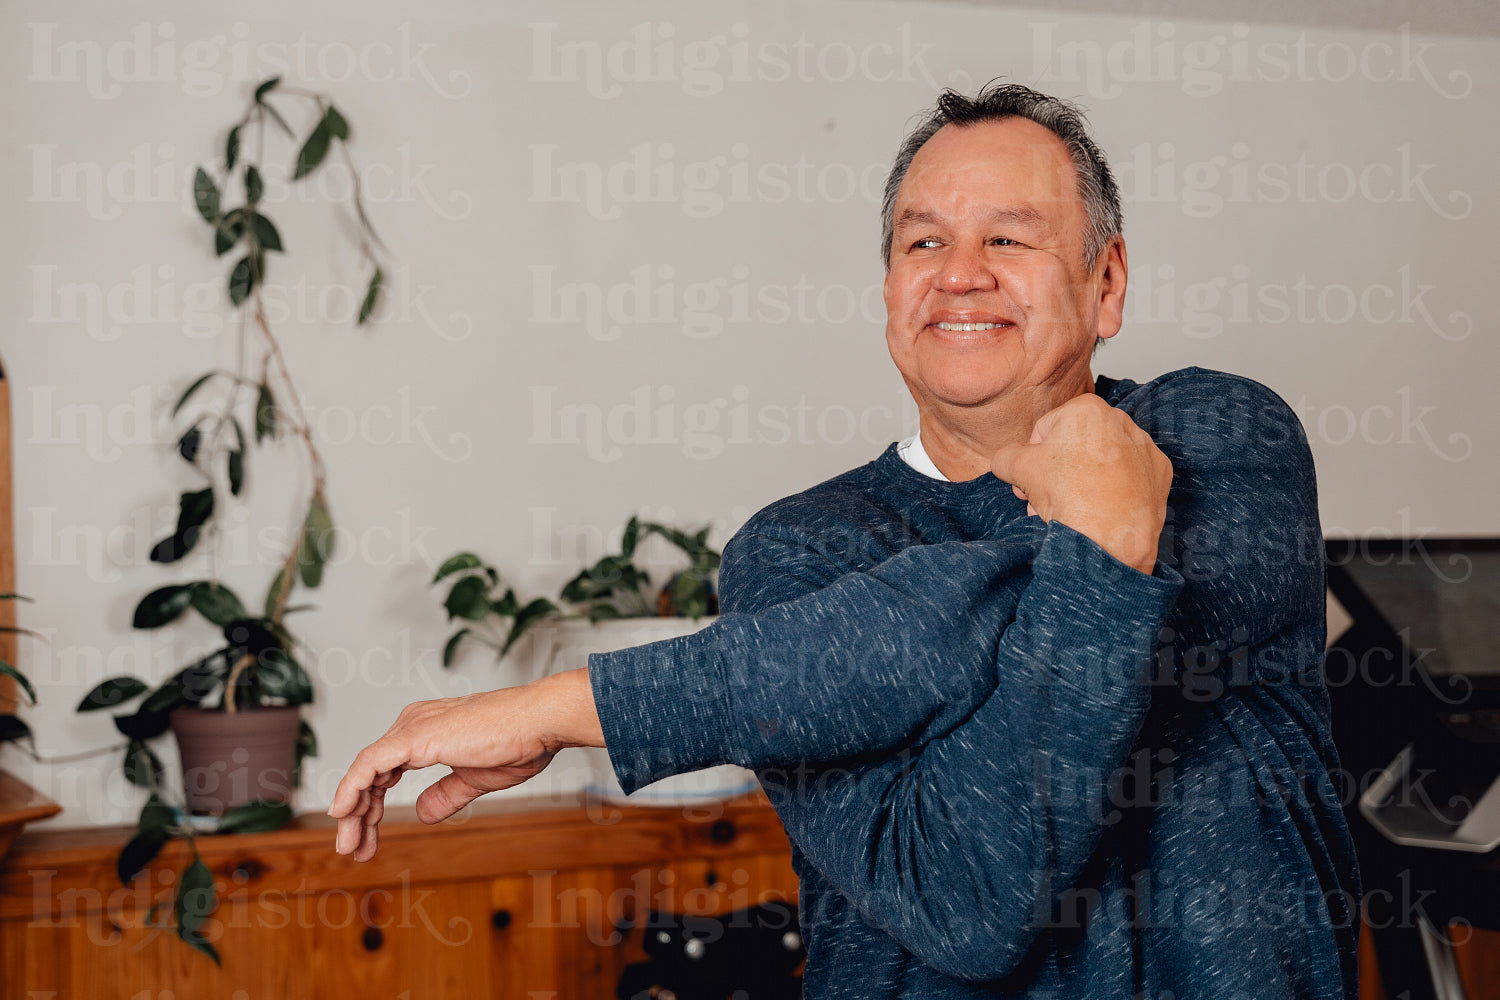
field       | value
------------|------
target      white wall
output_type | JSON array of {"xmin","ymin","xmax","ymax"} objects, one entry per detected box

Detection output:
[{"xmin": 2, "ymin": 0, "xmax": 1495, "ymax": 827}]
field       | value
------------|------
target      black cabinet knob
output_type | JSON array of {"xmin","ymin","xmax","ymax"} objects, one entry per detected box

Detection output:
[
  {"xmin": 231, "ymin": 858, "xmax": 264, "ymax": 881},
  {"xmin": 361, "ymin": 926, "xmax": 383, "ymax": 951},
  {"xmin": 710, "ymin": 820, "xmax": 737, "ymax": 844},
  {"xmin": 492, "ymin": 909, "xmax": 512, "ymax": 931}
]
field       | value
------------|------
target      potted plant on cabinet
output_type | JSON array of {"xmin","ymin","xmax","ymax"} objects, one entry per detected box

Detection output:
[
  {"xmin": 432, "ymin": 515, "xmax": 752, "ymax": 805},
  {"xmin": 72, "ymin": 76, "xmax": 388, "ymax": 961}
]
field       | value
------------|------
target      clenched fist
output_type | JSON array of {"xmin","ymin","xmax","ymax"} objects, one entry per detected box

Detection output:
[{"xmin": 990, "ymin": 393, "xmax": 1172, "ymax": 575}]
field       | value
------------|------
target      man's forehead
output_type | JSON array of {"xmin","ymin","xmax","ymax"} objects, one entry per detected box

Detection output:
[{"xmin": 896, "ymin": 119, "xmax": 1079, "ymax": 217}]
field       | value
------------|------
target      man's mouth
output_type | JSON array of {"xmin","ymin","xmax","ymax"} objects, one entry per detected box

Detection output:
[{"xmin": 932, "ymin": 321, "xmax": 1012, "ymax": 332}]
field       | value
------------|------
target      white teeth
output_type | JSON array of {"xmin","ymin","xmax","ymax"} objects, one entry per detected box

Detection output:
[{"xmin": 935, "ymin": 321, "xmax": 1009, "ymax": 331}]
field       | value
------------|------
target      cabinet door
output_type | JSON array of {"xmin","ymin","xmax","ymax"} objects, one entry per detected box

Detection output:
[
  {"xmin": 491, "ymin": 867, "xmax": 629, "ymax": 999},
  {"xmin": 303, "ymin": 878, "xmax": 494, "ymax": 998}
]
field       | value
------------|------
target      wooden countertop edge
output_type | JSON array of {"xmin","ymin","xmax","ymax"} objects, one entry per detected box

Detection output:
[
  {"xmin": 0, "ymin": 787, "xmax": 791, "ymax": 920},
  {"xmin": 0, "ymin": 770, "xmax": 63, "ymax": 830}
]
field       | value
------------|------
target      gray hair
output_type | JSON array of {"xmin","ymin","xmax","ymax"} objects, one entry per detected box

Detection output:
[{"xmin": 880, "ymin": 82, "xmax": 1123, "ymax": 273}]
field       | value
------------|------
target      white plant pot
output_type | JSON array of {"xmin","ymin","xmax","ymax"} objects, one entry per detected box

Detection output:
[{"xmin": 532, "ymin": 616, "xmax": 760, "ymax": 805}]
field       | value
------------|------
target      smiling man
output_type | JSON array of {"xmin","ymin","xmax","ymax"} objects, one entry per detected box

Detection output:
[{"xmin": 331, "ymin": 83, "xmax": 1360, "ymax": 998}]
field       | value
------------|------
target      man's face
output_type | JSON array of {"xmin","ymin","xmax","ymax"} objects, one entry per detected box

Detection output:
[{"xmin": 883, "ymin": 117, "xmax": 1125, "ymax": 413}]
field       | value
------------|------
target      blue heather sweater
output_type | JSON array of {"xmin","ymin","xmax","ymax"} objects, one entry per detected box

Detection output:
[{"xmin": 589, "ymin": 367, "xmax": 1361, "ymax": 999}]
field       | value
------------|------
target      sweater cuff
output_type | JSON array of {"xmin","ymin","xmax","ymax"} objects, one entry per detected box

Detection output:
[
  {"xmin": 1039, "ymin": 519, "xmax": 1184, "ymax": 596},
  {"xmin": 1027, "ymin": 520, "xmax": 1185, "ymax": 701},
  {"xmin": 587, "ymin": 626, "xmax": 738, "ymax": 796}
]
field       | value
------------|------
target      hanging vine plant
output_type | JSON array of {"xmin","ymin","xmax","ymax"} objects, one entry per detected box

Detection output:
[{"xmin": 74, "ymin": 76, "xmax": 389, "ymax": 964}]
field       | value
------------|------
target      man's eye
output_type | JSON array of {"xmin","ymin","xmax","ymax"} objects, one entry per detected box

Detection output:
[
  {"xmin": 991, "ymin": 237, "xmax": 1020, "ymax": 247},
  {"xmin": 911, "ymin": 238, "xmax": 940, "ymax": 250}
]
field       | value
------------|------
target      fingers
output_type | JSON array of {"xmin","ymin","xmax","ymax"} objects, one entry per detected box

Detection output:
[
  {"xmin": 415, "ymin": 770, "xmax": 487, "ymax": 826},
  {"xmin": 352, "ymin": 784, "xmax": 389, "ymax": 863},
  {"xmin": 989, "ymin": 441, "xmax": 1032, "ymax": 487},
  {"xmin": 329, "ymin": 739, "xmax": 414, "ymax": 818},
  {"xmin": 334, "ymin": 767, "xmax": 405, "ymax": 859}
]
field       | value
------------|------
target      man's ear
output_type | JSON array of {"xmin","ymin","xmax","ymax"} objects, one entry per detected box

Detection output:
[{"xmin": 1094, "ymin": 235, "xmax": 1128, "ymax": 342}]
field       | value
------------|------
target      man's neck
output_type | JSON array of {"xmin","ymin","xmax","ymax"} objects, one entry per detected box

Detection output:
[{"xmin": 914, "ymin": 373, "xmax": 1096, "ymax": 482}]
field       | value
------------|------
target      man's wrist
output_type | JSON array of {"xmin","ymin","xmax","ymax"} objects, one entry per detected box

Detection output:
[
  {"xmin": 1053, "ymin": 515, "xmax": 1159, "ymax": 576},
  {"xmin": 532, "ymin": 668, "xmax": 606, "ymax": 753}
]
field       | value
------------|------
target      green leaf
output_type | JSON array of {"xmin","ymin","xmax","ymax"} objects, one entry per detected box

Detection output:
[
  {"xmin": 227, "ymin": 449, "xmax": 244, "ymax": 497},
  {"xmin": 0, "ymin": 661, "xmax": 37, "ymax": 705},
  {"xmin": 117, "ymin": 827, "xmax": 169, "ymax": 884},
  {"xmin": 432, "ymin": 552, "xmax": 482, "ymax": 584},
  {"xmin": 244, "ymin": 164, "xmax": 263, "ymax": 205},
  {"xmin": 587, "ymin": 602, "xmax": 624, "ymax": 623},
  {"xmin": 216, "ymin": 800, "xmax": 293, "ymax": 834},
  {"xmin": 179, "ymin": 487, "xmax": 215, "ymax": 536},
  {"xmin": 77, "ymin": 676, "xmax": 148, "ymax": 712},
  {"xmin": 443, "ymin": 575, "xmax": 489, "ymax": 622},
  {"xmin": 143, "ymin": 652, "xmax": 226, "ymax": 713},
  {"xmin": 123, "ymin": 738, "xmax": 163, "ymax": 788},
  {"xmin": 621, "ymin": 516, "xmax": 640, "ymax": 558},
  {"xmin": 214, "ymin": 208, "xmax": 244, "ymax": 256},
  {"xmin": 176, "ymin": 855, "xmax": 220, "ymax": 964},
  {"xmin": 172, "ymin": 372, "xmax": 218, "ymax": 417},
  {"xmin": 297, "ymin": 719, "xmax": 317, "ymax": 757},
  {"xmin": 228, "ymin": 255, "xmax": 254, "ymax": 307},
  {"xmin": 180, "ymin": 929, "xmax": 220, "ymax": 966},
  {"xmin": 324, "ymin": 105, "xmax": 349, "ymax": 140},
  {"xmin": 132, "ymin": 585, "xmax": 194, "ymax": 629},
  {"xmin": 112, "ymin": 709, "xmax": 171, "ymax": 741},
  {"xmin": 442, "ymin": 628, "xmax": 470, "ymax": 668},
  {"xmin": 502, "ymin": 598, "xmax": 559, "ymax": 655},
  {"xmin": 292, "ymin": 719, "xmax": 316, "ymax": 789},
  {"xmin": 489, "ymin": 589, "xmax": 518, "ymax": 618},
  {"xmin": 251, "ymin": 213, "xmax": 282, "ymax": 253},
  {"xmin": 177, "ymin": 425, "xmax": 201, "ymax": 463},
  {"xmin": 293, "ymin": 117, "xmax": 333, "ymax": 180},
  {"xmin": 253, "ymin": 76, "xmax": 280, "ymax": 102},
  {"xmin": 0, "ymin": 593, "xmax": 33, "ymax": 601},
  {"xmin": 263, "ymin": 566, "xmax": 289, "ymax": 619},
  {"xmin": 255, "ymin": 383, "xmax": 276, "ymax": 442},
  {"xmin": 150, "ymin": 490, "xmax": 215, "ymax": 564},
  {"xmin": 193, "ymin": 167, "xmax": 219, "ymax": 223},
  {"xmin": 357, "ymin": 266, "xmax": 383, "ymax": 325},
  {"xmin": 189, "ymin": 582, "xmax": 247, "ymax": 627},
  {"xmin": 0, "ymin": 714, "xmax": 32, "ymax": 745},
  {"xmin": 297, "ymin": 494, "xmax": 334, "ymax": 589},
  {"xmin": 225, "ymin": 126, "xmax": 240, "ymax": 171},
  {"xmin": 257, "ymin": 648, "xmax": 313, "ymax": 706},
  {"xmin": 139, "ymin": 795, "xmax": 175, "ymax": 832}
]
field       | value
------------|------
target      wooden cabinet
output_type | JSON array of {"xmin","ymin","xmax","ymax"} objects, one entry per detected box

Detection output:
[{"xmin": 0, "ymin": 788, "xmax": 800, "ymax": 998}]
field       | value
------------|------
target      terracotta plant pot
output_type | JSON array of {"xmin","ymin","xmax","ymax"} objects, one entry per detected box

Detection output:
[{"xmin": 169, "ymin": 706, "xmax": 301, "ymax": 816}]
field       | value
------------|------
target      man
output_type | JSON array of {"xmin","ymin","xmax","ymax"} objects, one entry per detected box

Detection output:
[{"xmin": 330, "ymin": 83, "xmax": 1361, "ymax": 998}]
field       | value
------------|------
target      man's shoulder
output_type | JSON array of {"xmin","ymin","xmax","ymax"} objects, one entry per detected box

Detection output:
[
  {"xmin": 734, "ymin": 455, "xmax": 890, "ymax": 546},
  {"xmin": 1109, "ymin": 365, "xmax": 1312, "ymax": 467},
  {"xmin": 1109, "ymin": 365, "xmax": 1292, "ymax": 411}
]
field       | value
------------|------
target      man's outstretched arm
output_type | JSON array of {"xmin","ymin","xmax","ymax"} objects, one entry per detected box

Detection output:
[{"xmin": 328, "ymin": 393, "xmax": 1175, "ymax": 881}]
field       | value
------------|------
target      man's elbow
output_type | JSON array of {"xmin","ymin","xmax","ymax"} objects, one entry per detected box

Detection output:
[{"xmin": 900, "ymin": 904, "xmax": 1041, "ymax": 983}]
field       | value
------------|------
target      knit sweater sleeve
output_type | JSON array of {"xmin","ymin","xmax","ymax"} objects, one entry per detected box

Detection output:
[{"xmin": 589, "ymin": 518, "xmax": 1182, "ymax": 797}]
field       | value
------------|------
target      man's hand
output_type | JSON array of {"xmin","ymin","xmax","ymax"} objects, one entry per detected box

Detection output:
[
  {"xmin": 990, "ymin": 393, "xmax": 1172, "ymax": 575},
  {"xmin": 327, "ymin": 668, "xmax": 604, "ymax": 861}
]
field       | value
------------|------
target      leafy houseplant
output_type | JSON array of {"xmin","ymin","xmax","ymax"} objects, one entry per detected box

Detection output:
[
  {"xmin": 435, "ymin": 516, "xmax": 722, "ymax": 667},
  {"xmin": 0, "ymin": 593, "xmax": 38, "ymax": 750},
  {"xmin": 72, "ymin": 76, "xmax": 388, "ymax": 963}
]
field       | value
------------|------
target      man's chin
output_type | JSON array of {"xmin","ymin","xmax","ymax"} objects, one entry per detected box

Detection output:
[{"xmin": 919, "ymin": 378, "xmax": 1013, "ymax": 409}]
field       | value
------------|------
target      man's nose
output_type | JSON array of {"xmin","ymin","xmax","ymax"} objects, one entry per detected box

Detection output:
[{"xmin": 935, "ymin": 242, "xmax": 998, "ymax": 294}]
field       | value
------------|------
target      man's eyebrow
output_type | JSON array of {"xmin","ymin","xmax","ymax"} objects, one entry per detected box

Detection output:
[{"xmin": 894, "ymin": 206, "xmax": 1048, "ymax": 230}]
